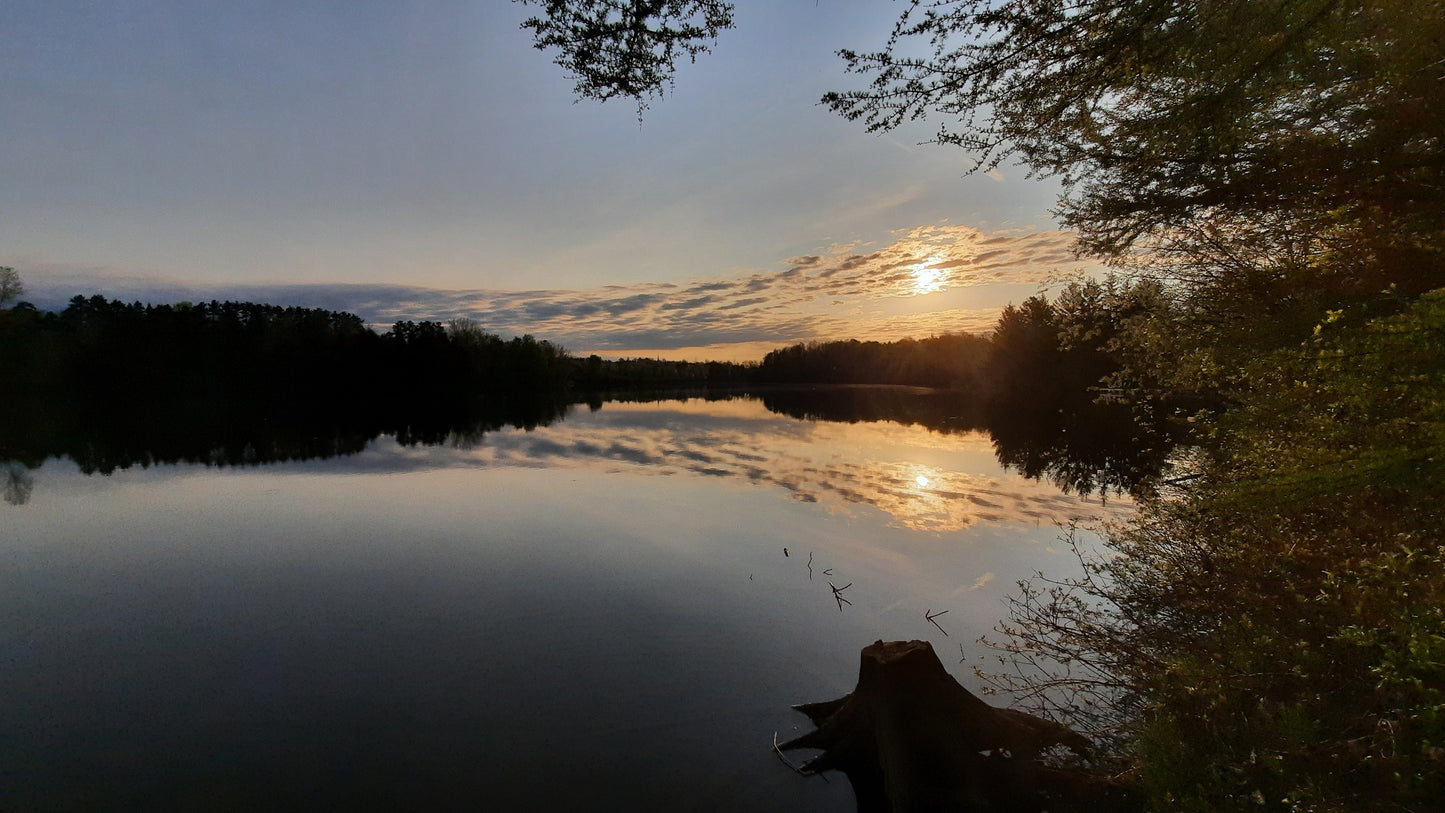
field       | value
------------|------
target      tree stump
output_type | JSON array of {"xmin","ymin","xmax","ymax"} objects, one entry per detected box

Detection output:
[{"xmin": 778, "ymin": 640, "xmax": 1133, "ymax": 812}]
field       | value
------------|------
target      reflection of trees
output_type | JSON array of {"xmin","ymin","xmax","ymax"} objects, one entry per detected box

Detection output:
[
  {"xmin": 985, "ymin": 396, "xmax": 1182, "ymax": 498},
  {"xmin": 2, "ymin": 384, "xmax": 1177, "ymax": 520},
  {"xmin": 760, "ymin": 387, "xmax": 987, "ymax": 435},
  {"xmin": 0, "ymin": 395, "xmax": 574, "ymax": 485},
  {"xmin": 758, "ymin": 386, "xmax": 1183, "ymax": 497}
]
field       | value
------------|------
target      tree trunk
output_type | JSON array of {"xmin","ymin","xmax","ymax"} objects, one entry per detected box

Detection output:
[{"xmin": 778, "ymin": 640, "xmax": 1135, "ymax": 812}]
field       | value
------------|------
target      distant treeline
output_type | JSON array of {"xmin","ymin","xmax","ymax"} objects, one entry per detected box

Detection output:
[
  {"xmin": 571, "ymin": 354, "xmax": 749, "ymax": 391},
  {"xmin": 0, "ymin": 296, "xmax": 762, "ymax": 403},
  {"xmin": 0, "ymin": 296, "xmax": 578, "ymax": 407},
  {"xmin": 1, "ymin": 280, "xmax": 1178, "ymax": 434},
  {"xmin": 2, "ymin": 279, "xmax": 1170, "ymax": 406},
  {"xmin": 756, "ymin": 334, "xmax": 991, "ymax": 389},
  {"xmin": 757, "ymin": 277, "xmax": 1173, "ymax": 407}
]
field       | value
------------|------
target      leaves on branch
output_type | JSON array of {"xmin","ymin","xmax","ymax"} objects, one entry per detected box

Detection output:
[
  {"xmin": 823, "ymin": 0, "xmax": 1444, "ymax": 298},
  {"xmin": 518, "ymin": 0, "xmax": 734, "ymax": 115}
]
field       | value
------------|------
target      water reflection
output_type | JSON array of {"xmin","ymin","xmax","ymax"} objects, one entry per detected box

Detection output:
[
  {"xmin": 758, "ymin": 386, "xmax": 1182, "ymax": 498},
  {"xmin": 0, "ymin": 395, "xmax": 573, "ymax": 480},
  {"xmin": 1, "ymin": 387, "xmax": 1182, "ymax": 522},
  {"xmin": 422, "ymin": 400, "xmax": 1130, "ymax": 531},
  {"xmin": 0, "ymin": 388, "xmax": 1175, "ymax": 810}
]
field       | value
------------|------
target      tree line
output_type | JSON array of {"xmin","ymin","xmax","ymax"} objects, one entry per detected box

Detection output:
[
  {"xmin": 756, "ymin": 276, "xmax": 1192, "ymax": 409},
  {"xmin": 0, "ymin": 295, "xmax": 573, "ymax": 409},
  {"xmin": 2, "ymin": 281, "xmax": 1177, "ymax": 412}
]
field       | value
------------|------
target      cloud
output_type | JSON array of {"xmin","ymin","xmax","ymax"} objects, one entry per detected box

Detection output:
[
  {"xmin": 660, "ymin": 295, "xmax": 721, "ymax": 311},
  {"xmin": 717, "ymin": 297, "xmax": 768, "ymax": 311},
  {"xmin": 16, "ymin": 223, "xmax": 1089, "ymax": 358}
]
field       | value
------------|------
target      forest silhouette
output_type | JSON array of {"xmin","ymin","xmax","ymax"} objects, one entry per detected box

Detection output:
[{"xmin": 0, "ymin": 287, "xmax": 1182, "ymax": 501}]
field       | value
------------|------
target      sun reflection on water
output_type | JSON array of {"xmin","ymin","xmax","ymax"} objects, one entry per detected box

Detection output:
[{"xmin": 427, "ymin": 399, "xmax": 1131, "ymax": 533}]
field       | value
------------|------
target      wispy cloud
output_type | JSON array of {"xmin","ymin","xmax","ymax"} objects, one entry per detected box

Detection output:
[{"xmin": 16, "ymin": 224, "xmax": 1086, "ymax": 358}]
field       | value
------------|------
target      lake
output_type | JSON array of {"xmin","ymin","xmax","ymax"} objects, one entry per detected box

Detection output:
[{"xmin": 0, "ymin": 389, "xmax": 1143, "ymax": 810}]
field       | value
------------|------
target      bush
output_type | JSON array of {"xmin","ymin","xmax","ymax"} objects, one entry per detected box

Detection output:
[{"xmin": 984, "ymin": 290, "xmax": 1445, "ymax": 810}]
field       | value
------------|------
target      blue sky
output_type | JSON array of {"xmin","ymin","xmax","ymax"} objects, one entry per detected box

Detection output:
[{"xmin": 3, "ymin": 1, "xmax": 1090, "ymax": 359}]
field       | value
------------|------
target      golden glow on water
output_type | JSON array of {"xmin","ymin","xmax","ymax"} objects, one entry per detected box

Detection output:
[
  {"xmin": 432, "ymin": 397, "xmax": 1130, "ymax": 533},
  {"xmin": 600, "ymin": 398, "xmax": 773, "ymax": 419}
]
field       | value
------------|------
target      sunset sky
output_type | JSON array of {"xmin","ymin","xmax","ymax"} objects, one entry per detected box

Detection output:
[{"xmin": 3, "ymin": 1, "xmax": 1095, "ymax": 360}]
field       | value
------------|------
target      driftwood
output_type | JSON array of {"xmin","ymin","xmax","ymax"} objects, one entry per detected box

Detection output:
[{"xmin": 779, "ymin": 640, "xmax": 1136, "ymax": 812}]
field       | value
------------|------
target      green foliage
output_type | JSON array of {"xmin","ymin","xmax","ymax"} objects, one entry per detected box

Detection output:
[{"xmin": 986, "ymin": 292, "xmax": 1445, "ymax": 809}]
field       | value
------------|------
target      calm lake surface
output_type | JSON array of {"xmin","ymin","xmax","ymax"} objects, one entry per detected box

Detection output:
[{"xmin": 1, "ymin": 391, "xmax": 1134, "ymax": 810}]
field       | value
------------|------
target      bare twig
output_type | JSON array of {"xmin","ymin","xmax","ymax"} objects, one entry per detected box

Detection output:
[
  {"xmin": 773, "ymin": 731, "xmax": 808, "ymax": 775},
  {"xmin": 773, "ymin": 732, "xmax": 829, "ymax": 781},
  {"xmin": 926, "ymin": 608, "xmax": 950, "ymax": 636},
  {"xmin": 828, "ymin": 581, "xmax": 853, "ymax": 611}
]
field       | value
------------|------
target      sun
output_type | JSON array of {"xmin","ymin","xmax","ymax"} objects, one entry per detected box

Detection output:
[{"xmin": 911, "ymin": 261, "xmax": 945, "ymax": 294}]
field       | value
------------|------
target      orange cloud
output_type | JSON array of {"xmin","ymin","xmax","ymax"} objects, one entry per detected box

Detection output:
[{"xmin": 20, "ymin": 224, "xmax": 1093, "ymax": 359}]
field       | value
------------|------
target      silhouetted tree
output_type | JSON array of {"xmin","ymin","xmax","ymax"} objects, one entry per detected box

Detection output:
[
  {"xmin": 0, "ymin": 267, "xmax": 21, "ymax": 307},
  {"xmin": 757, "ymin": 333, "xmax": 991, "ymax": 390},
  {"xmin": 518, "ymin": 0, "xmax": 734, "ymax": 113}
]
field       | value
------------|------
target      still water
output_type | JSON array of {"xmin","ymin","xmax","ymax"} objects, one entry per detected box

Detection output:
[{"xmin": 1, "ymin": 392, "xmax": 1133, "ymax": 810}]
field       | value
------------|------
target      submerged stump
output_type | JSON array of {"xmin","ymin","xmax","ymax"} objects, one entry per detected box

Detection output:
[{"xmin": 779, "ymin": 640, "xmax": 1134, "ymax": 812}]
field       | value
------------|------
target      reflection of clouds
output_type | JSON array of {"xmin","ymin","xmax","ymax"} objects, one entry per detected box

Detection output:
[
  {"xmin": 23, "ymin": 397, "xmax": 1131, "ymax": 530},
  {"xmin": 23, "ymin": 225, "xmax": 1081, "ymax": 356},
  {"xmin": 423, "ymin": 400, "xmax": 1129, "ymax": 532}
]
